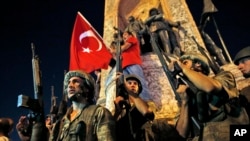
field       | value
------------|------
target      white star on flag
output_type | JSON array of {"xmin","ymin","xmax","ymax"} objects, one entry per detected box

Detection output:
[{"xmin": 82, "ymin": 47, "xmax": 92, "ymax": 53}]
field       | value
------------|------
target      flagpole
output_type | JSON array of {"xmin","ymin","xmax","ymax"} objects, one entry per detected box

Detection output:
[{"xmin": 211, "ymin": 16, "xmax": 233, "ymax": 63}]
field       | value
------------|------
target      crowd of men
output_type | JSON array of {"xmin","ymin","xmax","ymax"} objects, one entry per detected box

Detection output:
[{"xmin": 1, "ymin": 8, "xmax": 250, "ymax": 141}]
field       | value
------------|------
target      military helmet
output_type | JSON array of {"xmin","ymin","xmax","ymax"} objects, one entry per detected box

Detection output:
[
  {"xmin": 180, "ymin": 52, "xmax": 210, "ymax": 75},
  {"xmin": 149, "ymin": 8, "xmax": 159, "ymax": 16},
  {"xmin": 124, "ymin": 74, "xmax": 142, "ymax": 94},
  {"xmin": 63, "ymin": 70, "xmax": 95, "ymax": 96},
  {"xmin": 233, "ymin": 46, "xmax": 250, "ymax": 65}
]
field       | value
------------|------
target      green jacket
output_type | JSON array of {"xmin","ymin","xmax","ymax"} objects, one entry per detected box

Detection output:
[{"xmin": 51, "ymin": 105, "xmax": 116, "ymax": 141}]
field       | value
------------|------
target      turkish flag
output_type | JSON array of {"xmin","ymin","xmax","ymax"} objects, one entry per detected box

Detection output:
[{"xmin": 69, "ymin": 12, "xmax": 112, "ymax": 73}]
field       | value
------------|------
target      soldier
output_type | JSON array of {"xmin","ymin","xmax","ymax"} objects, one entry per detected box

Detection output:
[
  {"xmin": 114, "ymin": 74, "xmax": 155, "ymax": 141},
  {"xmin": 234, "ymin": 46, "xmax": 250, "ymax": 120},
  {"xmin": 16, "ymin": 71, "xmax": 116, "ymax": 141},
  {"xmin": 171, "ymin": 52, "xmax": 249, "ymax": 140},
  {"xmin": 114, "ymin": 74, "xmax": 188, "ymax": 141},
  {"xmin": 234, "ymin": 46, "xmax": 250, "ymax": 78},
  {"xmin": 49, "ymin": 70, "xmax": 116, "ymax": 141}
]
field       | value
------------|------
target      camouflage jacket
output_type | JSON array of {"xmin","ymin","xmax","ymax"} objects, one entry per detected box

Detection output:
[
  {"xmin": 50, "ymin": 105, "xmax": 116, "ymax": 141},
  {"xmin": 191, "ymin": 71, "xmax": 249, "ymax": 140}
]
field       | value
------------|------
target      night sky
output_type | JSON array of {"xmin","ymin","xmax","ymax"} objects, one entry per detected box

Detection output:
[{"xmin": 1, "ymin": 0, "xmax": 249, "ymax": 140}]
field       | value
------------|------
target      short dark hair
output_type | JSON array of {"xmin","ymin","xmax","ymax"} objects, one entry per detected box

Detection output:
[{"xmin": 123, "ymin": 30, "xmax": 133, "ymax": 35}]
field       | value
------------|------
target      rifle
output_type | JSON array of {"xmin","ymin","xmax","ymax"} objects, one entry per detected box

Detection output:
[
  {"xmin": 49, "ymin": 85, "xmax": 58, "ymax": 124},
  {"xmin": 17, "ymin": 43, "xmax": 47, "ymax": 141},
  {"xmin": 146, "ymin": 26, "xmax": 204, "ymax": 136},
  {"xmin": 113, "ymin": 28, "xmax": 136, "ymax": 139},
  {"xmin": 49, "ymin": 71, "xmax": 68, "ymax": 140},
  {"xmin": 57, "ymin": 70, "xmax": 68, "ymax": 120},
  {"xmin": 114, "ymin": 26, "xmax": 125, "ymax": 97}
]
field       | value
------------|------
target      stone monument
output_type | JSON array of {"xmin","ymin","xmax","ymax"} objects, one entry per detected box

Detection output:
[{"xmin": 98, "ymin": 0, "xmax": 250, "ymax": 124}]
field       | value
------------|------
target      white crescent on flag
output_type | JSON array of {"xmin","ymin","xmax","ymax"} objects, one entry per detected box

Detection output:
[
  {"xmin": 70, "ymin": 11, "xmax": 112, "ymax": 73},
  {"xmin": 79, "ymin": 30, "xmax": 102, "ymax": 52}
]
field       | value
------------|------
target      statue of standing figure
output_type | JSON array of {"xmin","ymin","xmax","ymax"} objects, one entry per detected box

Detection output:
[
  {"xmin": 124, "ymin": 16, "xmax": 152, "ymax": 54},
  {"xmin": 144, "ymin": 8, "xmax": 182, "ymax": 57}
]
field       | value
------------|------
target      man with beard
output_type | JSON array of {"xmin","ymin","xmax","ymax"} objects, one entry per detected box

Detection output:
[{"xmin": 49, "ymin": 70, "xmax": 116, "ymax": 141}]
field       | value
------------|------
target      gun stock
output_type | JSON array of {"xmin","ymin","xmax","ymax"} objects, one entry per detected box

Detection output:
[
  {"xmin": 115, "ymin": 27, "xmax": 126, "ymax": 98},
  {"xmin": 57, "ymin": 92, "xmax": 68, "ymax": 119},
  {"xmin": 49, "ymin": 85, "xmax": 58, "ymax": 124},
  {"xmin": 57, "ymin": 70, "xmax": 68, "ymax": 119},
  {"xmin": 30, "ymin": 43, "xmax": 47, "ymax": 141}
]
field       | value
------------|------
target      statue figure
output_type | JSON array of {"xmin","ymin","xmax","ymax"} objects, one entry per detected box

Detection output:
[
  {"xmin": 144, "ymin": 8, "xmax": 181, "ymax": 56},
  {"xmin": 199, "ymin": 30, "xmax": 228, "ymax": 66},
  {"xmin": 125, "ymin": 16, "xmax": 152, "ymax": 54}
]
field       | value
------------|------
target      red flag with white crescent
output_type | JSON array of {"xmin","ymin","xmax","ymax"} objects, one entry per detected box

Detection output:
[{"xmin": 69, "ymin": 12, "xmax": 112, "ymax": 73}]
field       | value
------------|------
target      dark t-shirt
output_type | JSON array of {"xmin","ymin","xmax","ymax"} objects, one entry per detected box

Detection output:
[{"xmin": 116, "ymin": 106, "xmax": 148, "ymax": 141}]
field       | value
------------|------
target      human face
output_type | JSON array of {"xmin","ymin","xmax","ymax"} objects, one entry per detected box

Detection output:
[
  {"xmin": 122, "ymin": 32, "xmax": 130, "ymax": 41},
  {"xmin": 237, "ymin": 57, "xmax": 250, "ymax": 78},
  {"xmin": 125, "ymin": 79, "xmax": 139, "ymax": 94},
  {"xmin": 67, "ymin": 76, "xmax": 84, "ymax": 99},
  {"xmin": 108, "ymin": 45, "xmax": 116, "ymax": 58}
]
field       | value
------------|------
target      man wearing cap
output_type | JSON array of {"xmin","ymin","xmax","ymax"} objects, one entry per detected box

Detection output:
[
  {"xmin": 234, "ymin": 47, "xmax": 250, "ymax": 78},
  {"xmin": 172, "ymin": 52, "xmax": 249, "ymax": 140},
  {"xmin": 49, "ymin": 70, "xmax": 116, "ymax": 141},
  {"xmin": 234, "ymin": 46, "xmax": 250, "ymax": 119},
  {"xmin": 114, "ymin": 74, "xmax": 154, "ymax": 141}
]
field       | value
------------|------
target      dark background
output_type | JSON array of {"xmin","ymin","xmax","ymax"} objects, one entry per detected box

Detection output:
[{"xmin": 0, "ymin": 0, "xmax": 249, "ymax": 140}]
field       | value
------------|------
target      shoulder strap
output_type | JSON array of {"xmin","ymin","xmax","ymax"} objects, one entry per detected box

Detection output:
[{"xmin": 84, "ymin": 104, "xmax": 101, "ymax": 141}]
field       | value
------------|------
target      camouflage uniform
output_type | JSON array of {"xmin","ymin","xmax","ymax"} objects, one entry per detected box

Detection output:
[
  {"xmin": 191, "ymin": 71, "xmax": 249, "ymax": 141},
  {"xmin": 50, "ymin": 70, "xmax": 116, "ymax": 141},
  {"xmin": 51, "ymin": 105, "xmax": 116, "ymax": 141},
  {"xmin": 179, "ymin": 53, "xmax": 249, "ymax": 140}
]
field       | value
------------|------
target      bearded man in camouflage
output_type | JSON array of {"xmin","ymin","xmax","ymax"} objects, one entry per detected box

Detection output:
[{"xmin": 50, "ymin": 70, "xmax": 116, "ymax": 141}]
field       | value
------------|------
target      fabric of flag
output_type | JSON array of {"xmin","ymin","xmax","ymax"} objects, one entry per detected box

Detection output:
[
  {"xmin": 69, "ymin": 12, "xmax": 112, "ymax": 73},
  {"xmin": 202, "ymin": 0, "xmax": 218, "ymax": 15},
  {"xmin": 199, "ymin": 0, "xmax": 218, "ymax": 28}
]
